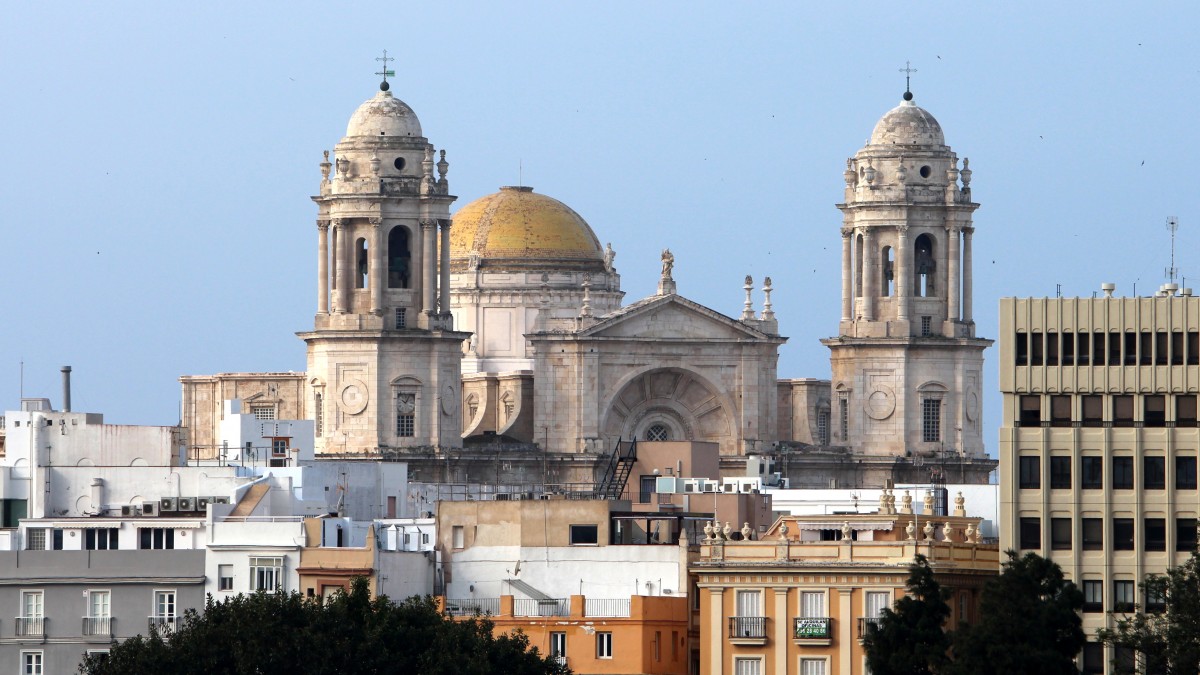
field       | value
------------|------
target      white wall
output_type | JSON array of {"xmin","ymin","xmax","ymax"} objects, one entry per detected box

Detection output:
[{"xmin": 765, "ymin": 483, "xmax": 1000, "ymax": 539}]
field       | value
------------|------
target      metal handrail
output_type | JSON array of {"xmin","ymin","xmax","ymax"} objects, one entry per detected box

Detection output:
[
  {"xmin": 82, "ymin": 616, "xmax": 112, "ymax": 636},
  {"xmin": 15, "ymin": 617, "xmax": 44, "ymax": 636},
  {"xmin": 585, "ymin": 598, "xmax": 631, "ymax": 618},
  {"xmin": 728, "ymin": 616, "xmax": 767, "ymax": 638},
  {"xmin": 148, "ymin": 615, "xmax": 177, "ymax": 634},
  {"xmin": 514, "ymin": 598, "xmax": 569, "ymax": 617}
]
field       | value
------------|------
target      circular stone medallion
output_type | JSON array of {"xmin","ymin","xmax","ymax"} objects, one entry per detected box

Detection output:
[
  {"xmin": 865, "ymin": 386, "xmax": 897, "ymax": 420},
  {"xmin": 338, "ymin": 379, "xmax": 369, "ymax": 415}
]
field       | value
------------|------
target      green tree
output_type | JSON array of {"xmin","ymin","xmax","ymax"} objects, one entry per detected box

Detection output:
[
  {"xmin": 863, "ymin": 554, "xmax": 952, "ymax": 675},
  {"xmin": 948, "ymin": 551, "xmax": 1085, "ymax": 675},
  {"xmin": 1097, "ymin": 549, "xmax": 1200, "ymax": 675},
  {"xmin": 79, "ymin": 578, "xmax": 569, "ymax": 675}
]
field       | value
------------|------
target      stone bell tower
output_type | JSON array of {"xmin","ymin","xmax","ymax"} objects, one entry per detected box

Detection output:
[
  {"xmin": 821, "ymin": 89, "xmax": 993, "ymax": 469},
  {"xmin": 299, "ymin": 73, "xmax": 469, "ymax": 457}
]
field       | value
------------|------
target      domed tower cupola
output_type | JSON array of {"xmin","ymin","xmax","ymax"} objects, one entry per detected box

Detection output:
[{"xmin": 822, "ymin": 85, "xmax": 992, "ymax": 463}]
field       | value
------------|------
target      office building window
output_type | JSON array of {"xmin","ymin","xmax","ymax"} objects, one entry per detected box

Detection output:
[
  {"xmin": 1144, "ymin": 395, "xmax": 1166, "ymax": 427},
  {"xmin": 21, "ymin": 651, "xmax": 43, "ymax": 675},
  {"xmin": 1081, "ymin": 642, "xmax": 1105, "ymax": 674},
  {"xmin": 1113, "ymin": 518, "xmax": 1135, "ymax": 551},
  {"xmin": 1049, "ymin": 395, "xmax": 1071, "ymax": 427},
  {"xmin": 1081, "ymin": 394, "xmax": 1103, "ymax": 427},
  {"xmin": 1015, "ymin": 332, "xmax": 1029, "ymax": 365},
  {"xmin": 596, "ymin": 631, "xmax": 613, "ymax": 659},
  {"xmin": 1144, "ymin": 518, "xmax": 1166, "ymax": 552},
  {"xmin": 1144, "ymin": 456, "xmax": 1166, "ymax": 490},
  {"xmin": 85, "ymin": 528, "xmax": 119, "ymax": 550},
  {"xmin": 1113, "ymin": 395, "xmax": 1135, "ymax": 427},
  {"xmin": 1050, "ymin": 518, "xmax": 1072, "ymax": 550},
  {"xmin": 218, "ymin": 564, "xmax": 233, "ymax": 591},
  {"xmin": 1018, "ymin": 456, "xmax": 1040, "ymax": 489},
  {"xmin": 1018, "ymin": 395, "xmax": 1041, "ymax": 426},
  {"xmin": 922, "ymin": 397, "xmax": 941, "ymax": 442},
  {"xmin": 249, "ymin": 556, "xmax": 283, "ymax": 592},
  {"xmin": 1112, "ymin": 457, "xmax": 1134, "ymax": 490},
  {"xmin": 1177, "ymin": 518, "xmax": 1198, "ymax": 552},
  {"xmin": 1146, "ymin": 585, "xmax": 1167, "ymax": 613},
  {"xmin": 1178, "ymin": 395, "xmax": 1198, "ymax": 426},
  {"xmin": 1081, "ymin": 518, "xmax": 1103, "ymax": 550},
  {"xmin": 1177, "ymin": 456, "xmax": 1198, "ymax": 490},
  {"xmin": 1019, "ymin": 517, "xmax": 1041, "ymax": 550},
  {"xmin": 1082, "ymin": 580, "xmax": 1103, "ymax": 613},
  {"xmin": 1113, "ymin": 580, "xmax": 1135, "ymax": 612},
  {"xmin": 1080, "ymin": 456, "xmax": 1102, "ymax": 489},
  {"xmin": 139, "ymin": 528, "xmax": 175, "ymax": 550},
  {"xmin": 1049, "ymin": 456, "xmax": 1071, "ymax": 489}
]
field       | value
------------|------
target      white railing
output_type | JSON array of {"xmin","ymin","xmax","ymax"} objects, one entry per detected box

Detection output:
[
  {"xmin": 514, "ymin": 598, "xmax": 569, "ymax": 617},
  {"xmin": 16, "ymin": 617, "xmax": 44, "ymax": 636},
  {"xmin": 444, "ymin": 598, "xmax": 500, "ymax": 616},
  {"xmin": 83, "ymin": 616, "xmax": 112, "ymax": 636},
  {"xmin": 148, "ymin": 615, "xmax": 177, "ymax": 634},
  {"xmin": 585, "ymin": 598, "xmax": 631, "ymax": 617}
]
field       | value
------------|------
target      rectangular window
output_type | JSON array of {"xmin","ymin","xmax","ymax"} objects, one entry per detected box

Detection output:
[
  {"xmin": 1112, "ymin": 456, "xmax": 1134, "ymax": 490},
  {"xmin": 1081, "ymin": 456, "xmax": 1103, "ymax": 489},
  {"xmin": 921, "ymin": 316, "xmax": 932, "ymax": 337},
  {"xmin": 1081, "ymin": 395, "xmax": 1103, "ymax": 427},
  {"xmin": 734, "ymin": 658, "xmax": 761, "ymax": 675},
  {"xmin": 1046, "ymin": 332, "xmax": 1059, "ymax": 366},
  {"xmin": 1108, "ymin": 331, "xmax": 1122, "ymax": 366},
  {"xmin": 314, "ymin": 392, "xmax": 323, "ymax": 436},
  {"xmin": 838, "ymin": 393, "xmax": 849, "ymax": 441},
  {"xmin": 1140, "ymin": 331, "xmax": 1153, "ymax": 366},
  {"xmin": 218, "ymin": 564, "xmax": 233, "ymax": 591},
  {"xmin": 922, "ymin": 398, "xmax": 941, "ymax": 442},
  {"xmin": 85, "ymin": 528, "xmax": 120, "ymax": 550},
  {"xmin": 1177, "ymin": 456, "xmax": 1198, "ymax": 490},
  {"xmin": 1015, "ymin": 332, "xmax": 1028, "ymax": 366},
  {"xmin": 1062, "ymin": 332, "xmax": 1075, "ymax": 365},
  {"xmin": 800, "ymin": 659, "xmax": 827, "ymax": 675},
  {"xmin": 800, "ymin": 591, "xmax": 826, "ymax": 618},
  {"xmin": 1082, "ymin": 518, "xmax": 1103, "ymax": 550},
  {"xmin": 1113, "ymin": 395, "xmax": 1134, "ymax": 427},
  {"xmin": 1019, "ymin": 517, "xmax": 1041, "ymax": 550},
  {"xmin": 1190, "ymin": 331, "xmax": 1200, "ymax": 366},
  {"xmin": 736, "ymin": 589, "xmax": 763, "ymax": 617},
  {"xmin": 638, "ymin": 475, "xmax": 655, "ymax": 504},
  {"xmin": 1030, "ymin": 332, "xmax": 1044, "ymax": 365},
  {"xmin": 1144, "ymin": 518, "xmax": 1166, "ymax": 552},
  {"xmin": 569, "ymin": 524, "xmax": 598, "ymax": 545},
  {"xmin": 1049, "ymin": 456, "xmax": 1071, "ymax": 489},
  {"xmin": 1114, "ymin": 580, "xmax": 1135, "ymax": 612},
  {"xmin": 139, "ymin": 528, "xmax": 175, "ymax": 550},
  {"xmin": 21, "ymin": 590, "xmax": 44, "ymax": 619},
  {"xmin": 816, "ymin": 410, "xmax": 829, "ymax": 446},
  {"xmin": 395, "ymin": 307, "xmax": 407, "ymax": 329},
  {"xmin": 1172, "ymin": 331, "xmax": 1185, "ymax": 365},
  {"xmin": 396, "ymin": 393, "xmax": 416, "ymax": 437},
  {"xmin": 1156, "ymin": 332, "xmax": 1169, "ymax": 365},
  {"xmin": 1143, "ymin": 456, "xmax": 1165, "ymax": 490},
  {"xmin": 85, "ymin": 590, "xmax": 112, "ymax": 635},
  {"xmin": 21, "ymin": 652, "xmax": 43, "ymax": 675},
  {"xmin": 596, "ymin": 631, "xmax": 613, "ymax": 659},
  {"xmin": 1081, "ymin": 642, "xmax": 1105, "ymax": 674},
  {"xmin": 1077, "ymin": 332, "xmax": 1091, "ymax": 366},
  {"xmin": 1018, "ymin": 456, "xmax": 1041, "ymax": 489},
  {"xmin": 1050, "ymin": 518, "xmax": 1072, "ymax": 550},
  {"xmin": 249, "ymin": 556, "xmax": 283, "ymax": 592},
  {"xmin": 1082, "ymin": 580, "xmax": 1103, "ymax": 613},
  {"xmin": 1144, "ymin": 395, "xmax": 1166, "ymax": 427},
  {"xmin": 1113, "ymin": 518, "xmax": 1135, "ymax": 551},
  {"xmin": 1049, "ymin": 395, "xmax": 1071, "ymax": 427},
  {"xmin": 251, "ymin": 405, "xmax": 276, "ymax": 420},
  {"xmin": 155, "ymin": 590, "xmax": 177, "ymax": 624},
  {"xmin": 1018, "ymin": 395, "xmax": 1041, "ymax": 427},
  {"xmin": 452, "ymin": 525, "xmax": 465, "ymax": 549},
  {"xmin": 25, "ymin": 528, "xmax": 46, "ymax": 551},
  {"xmin": 1176, "ymin": 518, "xmax": 1198, "ymax": 552},
  {"xmin": 1124, "ymin": 331, "xmax": 1138, "ymax": 366},
  {"xmin": 1178, "ymin": 395, "xmax": 1199, "ymax": 426},
  {"xmin": 550, "ymin": 632, "xmax": 566, "ymax": 660}
]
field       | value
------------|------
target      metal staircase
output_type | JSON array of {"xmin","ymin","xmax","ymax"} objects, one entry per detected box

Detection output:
[{"xmin": 595, "ymin": 439, "xmax": 637, "ymax": 499}]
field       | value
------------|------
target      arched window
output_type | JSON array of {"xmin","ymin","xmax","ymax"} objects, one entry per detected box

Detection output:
[
  {"xmin": 387, "ymin": 226, "xmax": 411, "ymax": 289},
  {"xmin": 645, "ymin": 424, "xmax": 671, "ymax": 442},
  {"xmin": 355, "ymin": 238, "xmax": 369, "ymax": 289},
  {"xmin": 882, "ymin": 246, "xmax": 895, "ymax": 297},
  {"xmin": 914, "ymin": 234, "xmax": 936, "ymax": 297}
]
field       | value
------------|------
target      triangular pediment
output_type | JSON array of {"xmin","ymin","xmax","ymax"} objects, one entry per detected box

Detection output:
[{"xmin": 579, "ymin": 294, "xmax": 771, "ymax": 340}]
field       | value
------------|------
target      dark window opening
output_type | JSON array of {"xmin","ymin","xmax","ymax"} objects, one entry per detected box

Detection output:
[
  {"xmin": 1081, "ymin": 457, "xmax": 1103, "ymax": 490},
  {"xmin": 1140, "ymin": 331, "xmax": 1153, "ymax": 366},
  {"xmin": 1156, "ymin": 331, "xmax": 1169, "ymax": 365},
  {"xmin": 139, "ymin": 528, "xmax": 175, "ymax": 550},
  {"xmin": 1144, "ymin": 518, "xmax": 1166, "ymax": 552},
  {"xmin": 1049, "ymin": 456, "xmax": 1071, "ymax": 489},
  {"xmin": 1050, "ymin": 517, "xmax": 1071, "ymax": 550},
  {"xmin": 355, "ymin": 237, "xmax": 368, "ymax": 289},
  {"xmin": 1082, "ymin": 580, "xmax": 1103, "ymax": 613},
  {"xmin": 1177, "ymin": 395, "xmax": 1198, "ymax": 427},
  {"xmin": 1019, "ymin": 517, "xmax": 1041, "ymax": 550},
  {"xmin": 1046, "ymin": 332, "xmax": 1059, "ymax": 366},
  {"xmin": 1015, "ymin": 332, "xmax": 1029, "ymax": 366},
  {"xmin": 1176, "ymin": 518, "xmax": 1198, "ymax": 551},
  {"xmin": 387, "ymin": 226, "xmax": 412, "ymax": 289},
  {"xmin": 639, "ymin": 475, "xmax": 656, "ymax": 504},
  {"xmin": 1078, "ymin": 332, "xmax": 1091, "ymax": 366},
  {"xmin": 1081, "ymin": 395, "xmax": 1103, "ymax": 427},
  {"xmin": 915, "ymin": 234, "xmax": 936, "ymax": 297},
  {"xmin": 1082, "ymin": 518, "xmax": 1103, "ymax": 550},
  {"xmin": 1176, "ymin": 456, "xmax": 1197, "ymax": 490},
  {"xmin": 1062, "ymin": 332, "xmax": 1075, "ymax": 365},
  {"xmin": 1189, "ymin": 331, "xmax": 1199, "ymax": 366},
  {"xmin": 569, "ymin": 524, "xmax": 599, "ymax": 545},
  {"xmin": 1124, "ymin": 331, "xmax": 1138, "ymax": 366},
  {"xmin": 1143, "ymin": 456, "xmax": 1165, "ymax": 490},
  {"xmin": 1144, "ymin": 395, "xmax": 1166, "ymax": 427},
  {"xmin": 85, "ymin": 528, "xmax": 119, "ymax": 550},
  {"xmin": 1031, "ymin": 332, "xmax": 1044, "ymax": 366},
  {"xmin": 1112, "ymin": 456, "xmax": 1134, "ymax": 490},
  {"xmin": 920, "ymin": 165, "xmax": 932, "ymax": 178},
  {"xmin": 1172, "ymin": 331, "xmax": 1185, "ymax": 365},
  {"xmin": 1050, "ymin": 395, "xmax": 1071, "ymax": 427},
  {"xmin": 1019, "ymin": 395, "xmax": 1041, "ymax": 427},
  {"xmin": 882, "ymin": 246, "xmax": 894, "ymax": 297},
  {"xmin": 1113, "ymin": 518, "xmax": 1135, "ymax": 551},
  {"xmin": 1108, "ymin": 331, "xmax": 1122, "ymax": 366},
  {"xmin": 1018, "ymin": 456, "xmax": 1040, "ymax": 489},
  {"xmin": 1113, "ymin": 395, "xmax": 1135, "ymax": 427},
  {"xmin": 1081, "ymin": 642, "xmax": 1105, "ymax": 674},
  {"xmin": 393, "ymin": 156, "xmax": 406, "ymax": 171},
  {"xmin": 921, "ymin": 316, "xmax": 933, "ymax": 337}
]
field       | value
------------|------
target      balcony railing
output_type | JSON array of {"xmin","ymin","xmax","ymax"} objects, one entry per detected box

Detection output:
[
  {"xmin": 552, "ymin": 655, "xmax": 568, "ymax": 668},
  {"xmin": 514, "ymin": 598, "xmax": 569, "ymax": 617},
  {"xmin": 585, "ymin": 598, "xmax": 631, "ymax": 618},
  {"xmin": 729, "ymin": 616, "xmax": 767, "ymax": 639},
  {"xmin": 83, "ymin": 616, "xmax": 112, "ymax": 636},
  {"xmin": 444, "ymin": 598, "xmax": 500, "ymax": 616},
  {"xmin": 794, "ymin": 617, "xmax": 833, "ymax": 639},
  {"xmin": 15, "ymin": 617, "xmax": 44, "ymax": 637},
  {"xmin": 857, "ymin": 617, "xmax": 882, "ymax": 637},
  {"xmin": 149, "ymin": 615, "xmax": 177, "ymax": 634}
]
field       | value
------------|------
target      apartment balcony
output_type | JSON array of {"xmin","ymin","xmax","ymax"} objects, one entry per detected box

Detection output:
[
  {"xmin": 15, "ymin": 617, "xmax": 44, "ymax": 639},
  {"xmin": 857, "ymin": 617, "xmax": 882, "ymax": 638},
  {"xmin": 583, "ymin": 598, "xmax": 631, "ymax": 618},
  {"xmin": 729, "ymin": 616, "xmax": 768, "ymax": 644},
  {"xmin": 794, "ymin": 617, "xmax": 834, "ymax": 645},
  {"xmin": 552, "ymin": 655, "xmax": 568, "ymax": 668},
  {"xmin": 149, "ymin": 615, "xmax": 177, "ymax": 634},
  {"xmin": 514, "ymin": 598, "xmax": 570, "ymax": 617},
  {"xmin": 83, "ymin": 616, "xmax": 113, "ymax": 638}
]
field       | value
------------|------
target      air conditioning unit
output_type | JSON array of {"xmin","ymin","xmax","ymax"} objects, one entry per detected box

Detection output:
[
  {"xmin": 120, "ymin": 505, "xmax": 139, "ymax": 517},
  {"xmin": 721, "ymin": 484, "xmax": 737, "ymax": 494},
  {"xmin": 701, "ymin": 482, "xmax": 717, "ymax": 493},
  {"xmin": 160, "ymin": 498, "xmax": 178, "ymax": 512},
  {"xmin": 178, "ymin": 497, "xmax": 196, "ymax": 512},
  {"xmin": 212, "ymin": 496, "xmax": 230, "ymax": 505},
  {"xmin": 142, "ymin": 501, "xmax": 159, "ymax": 517},
  {"xmin": 197, "ymin": 498, "xmax": 210, "ymax": 511}
]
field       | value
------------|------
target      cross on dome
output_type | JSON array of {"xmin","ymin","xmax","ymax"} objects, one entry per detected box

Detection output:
[
  {"xmin": 375, "ymin": 50, "xmax": 396, "ymax": 91},
  {"xmin": 899, "ymin": 60, "xmax": 917, "ymax": 100}
]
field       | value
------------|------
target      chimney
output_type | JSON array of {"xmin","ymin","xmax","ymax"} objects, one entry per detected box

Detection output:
[{"xmin": 61, "ymin": 366, "xmax": 72, "ymax": 413}]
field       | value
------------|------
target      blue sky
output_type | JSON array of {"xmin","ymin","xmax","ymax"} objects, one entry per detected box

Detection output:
[{"xmin": 1, "ymin": 3, "xmax": 1196, "ymax": 455}]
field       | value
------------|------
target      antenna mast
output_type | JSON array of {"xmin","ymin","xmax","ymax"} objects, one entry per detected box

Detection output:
[{"xmin": 1166, "ymin": 216, "xmax": 1180, "ymax": 285}]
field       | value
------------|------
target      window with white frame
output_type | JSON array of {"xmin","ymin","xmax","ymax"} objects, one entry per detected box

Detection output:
[
  {"xmin": 153, "ymin": 590, "xmax": 177, "ymax": 631},
  {"xmin": 866, "ymin": 591, "xmax": 890, "ymax": 618},
  {"xmin": 139, "ymin": 527, "xmax": 175, "ymax": 550},
  {"xmin": 218, "ymin": 564, "xmax": 233, "ymax": 591},
  {"xmin": 735, "ymin": 589, "xmax": 762, "ymax": 617},
  {"xmin": 21, "ymin": 651, "xmax": 43, "ymax": 675},
  {"xmin": 550, "ymin": 631, "xmax": 566, "ymax": 661},
  {"xmin": 800, "ymin": 591, "xmax": 826, "ymax": 618},
  {"xmin": 251, "ymin": 405, "xmax": 276, "ymax": 420},
  {"xmin": 396, "ymin": 393, "xmax": 416, "ymax": 437},
  {"xmin": 84, "ymin": 528, "xmax": 119, "ymax": 550},
  {"xmin": 921, "ymin": 397, "xmax": 942, "ymax": 442},
  {"xmin": 800, "ymin": 658, "xmax": 827, "ymax": 675},
  {"xmin": 596, "ymin": 631, "xmax": 613, "ymax": 658},
  {"xmin": 733, "ymin": 589, "xmax": 765, "ymax": 638},
  {"xmin": 86, "ymin": 590, "xmax": 112, "ymax": 635},
  {"xmin": 249, "ymin": 556, "xmax": 284, "ymax": 592},
  {"xmin": 734, "ymin": 657, "xmax": 762, "ymax": 675},
  {"xmin": 19, "ymin": 591, "xmax": 43, "ymax": 636}
]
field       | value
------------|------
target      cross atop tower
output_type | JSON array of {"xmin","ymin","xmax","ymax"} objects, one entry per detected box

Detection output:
[
  {"xmin": 376, "ymin": 50, "xmax": 396, "ymax": 91},
  {"xmin": 900, "ymin": 61, "xmax": 917, "ymax": 100}
]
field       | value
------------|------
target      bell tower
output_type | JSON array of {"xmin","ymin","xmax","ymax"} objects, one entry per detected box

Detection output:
[
  {"xmin": 822, "ymin": 89, "xmax": 993, "ymax": 464},
  {"xmin": 299, "ymin": 68, "xmax": 469, "ymax": 456}
]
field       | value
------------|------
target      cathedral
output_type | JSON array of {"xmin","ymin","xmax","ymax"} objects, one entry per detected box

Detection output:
[{"xmin": 179, "ymin": 78, "xmax": 996, "ymax": 487}]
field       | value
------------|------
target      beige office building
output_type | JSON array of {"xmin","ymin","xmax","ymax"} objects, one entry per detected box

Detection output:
[{"xmin": 998, "ymin": 291, "xmax": 1200, "ymax": 673}]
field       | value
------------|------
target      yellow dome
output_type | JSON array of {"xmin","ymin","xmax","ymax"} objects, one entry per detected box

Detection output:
[{"xmin": 450, "ymin": 186, "xmax": 604, "ymax": 271}]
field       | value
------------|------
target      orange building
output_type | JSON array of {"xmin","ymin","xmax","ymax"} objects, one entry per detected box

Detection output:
[
  {"xmin": 441, "ymin": 593, "xmax": 689, "ymax": 675},
  {"xmin": 693, "ymin": 496, "xmax": 999, "ymax": 675},
  {"xmin": 297, "ymin": 518, "xmax": 377, "ymax": 598}
]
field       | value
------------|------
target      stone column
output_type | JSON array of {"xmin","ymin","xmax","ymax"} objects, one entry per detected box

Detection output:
[
  {"xmin": 439, "ymin": 219, "xmax": 451, "ymax": 316},
  {"xmin": 947, "ymin": 224, "xmax": 961, "ymax": 322},
  {"xmin": 841, "ymin": 228, "xmax": 853, "ymax": 322},
  {"xmin": 861, "ymin": 228, "xmax": 875, "ymax": 321},
  {"xmin": 896, "ymin": 224, "xmax": 910, "ymax": 321},
  {"xmin": 317, "ymin": 220, "xmax": 330, "ymax": 315},
  {"xmin": 370, "ymin": 218, "xmax": 384, "ymax": 315},
  {"xmin": 962, "ymin": 226, "xmax": 974, "ymax": 323},
  {"xmin": 421, "ymin": 219, "xmax": 437, "ymax": 315}
]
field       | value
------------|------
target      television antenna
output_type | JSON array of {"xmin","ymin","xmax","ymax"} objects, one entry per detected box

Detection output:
[{"xmin": 1165, "ymin": 216, "xmax": 1180, "ymax": 284}]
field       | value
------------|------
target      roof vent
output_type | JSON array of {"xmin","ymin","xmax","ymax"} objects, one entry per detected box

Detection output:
[{"xmin": 1101, "ymin": 283, "xmax": 1116, "ymax": 298}]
